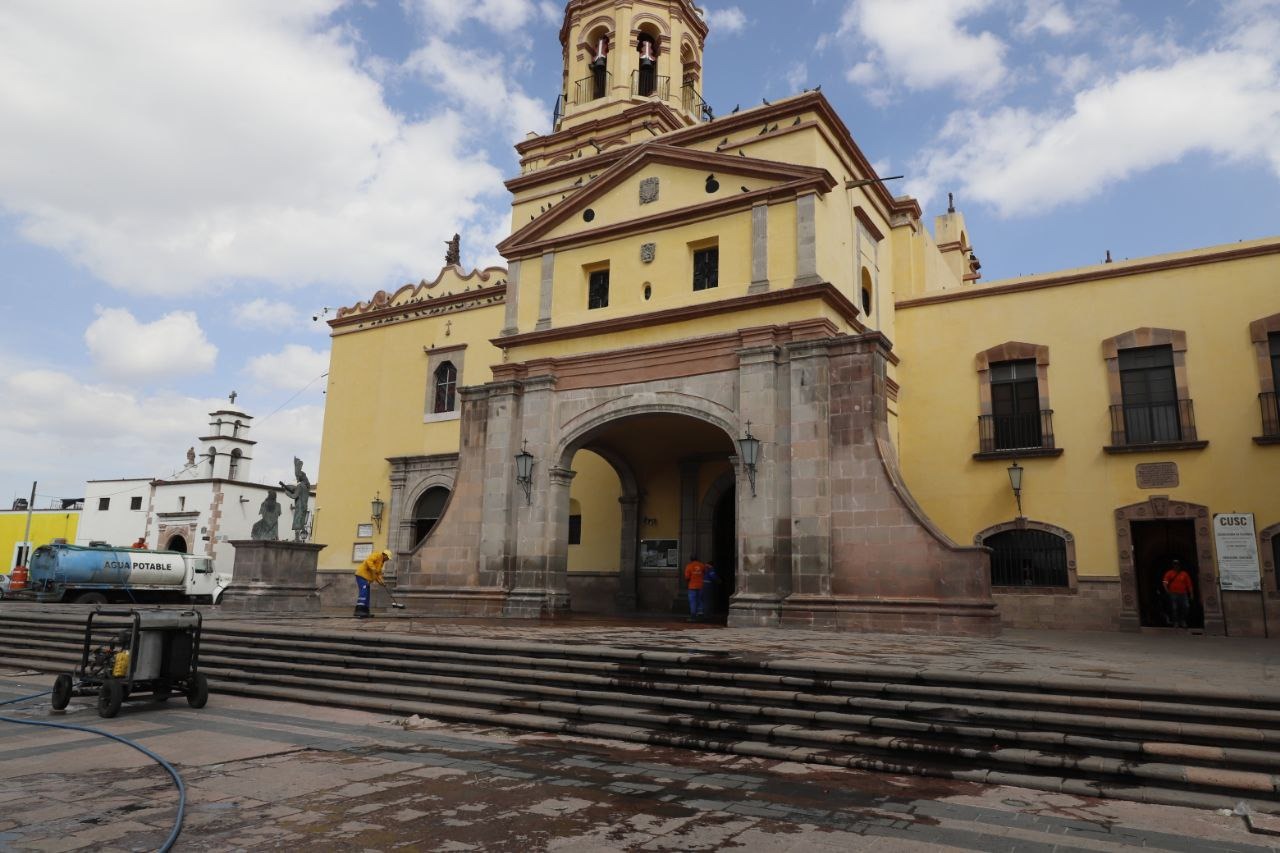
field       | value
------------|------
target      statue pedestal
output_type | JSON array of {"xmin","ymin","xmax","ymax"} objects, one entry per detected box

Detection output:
[{"xmin": 220, "ymin": 540, "xmax": 324, "ymax": 613}]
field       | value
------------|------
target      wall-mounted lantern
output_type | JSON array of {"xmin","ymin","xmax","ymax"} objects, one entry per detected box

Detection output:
[
  {"xmin": 371, "ymin": 492, "xmax": 385, "ymax": 532},
  {"xmin": 1007, "ymin": 462, "xmax": 1024, "ymax": 518},
  {"xmin": 515, "ymin": 440, "xmax": 535, "ymax": 505},
  {"xmin": 738, "ymin": 422, "xmax": 761, "ymax": 497}
]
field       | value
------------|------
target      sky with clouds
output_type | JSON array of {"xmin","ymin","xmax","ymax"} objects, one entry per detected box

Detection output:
[{"xmin": 1, "ymin": 0, "xmax": 1277, "ymax": 503}]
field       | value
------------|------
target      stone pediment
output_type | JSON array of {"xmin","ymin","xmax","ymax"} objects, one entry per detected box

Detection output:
[{"xmin": 498, "ymin": 143, "xmax": 836, "ymax": 257}]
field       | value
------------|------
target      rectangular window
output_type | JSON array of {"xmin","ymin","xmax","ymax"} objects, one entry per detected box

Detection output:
[
  {"xmin": 130, "ymin": 496, "xmax": 142, "ymax": 511},
  {"xmin": 98, "ymin": 497, "xmax": 110, "ymax": 511},
  {"xmin": 1119, "ymin": 345, "xmax": 1180, "ymax": 443},
  {"xmin": 1270, "ymin": 333, "xmax": 1280, "ymax": 398},
  {"xmin": 568, "ymin": 514, "xmax": 582, "ymax": 546},
  {"xmin": 989, "ymin": 359, "xmax": 1042, "ymax": 450},
  {"xmin": 693, "ymin": 246, "xmax": 719, "ymax": 291},
  {"xmin": 588, "ymin": 269, "xmax": 610, "ymax": 310}
]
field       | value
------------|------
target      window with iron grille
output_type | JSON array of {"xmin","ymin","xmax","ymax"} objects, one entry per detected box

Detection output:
[
  {"xmin": 990, "ymin": 359, "xmax": 1042, "ymax": 450},
  {"xmin": 130, "ymin": 496, "xmax": 142, "ymax": 511},
  {"xmin": 1119, "ymin": 345, "xmax": 1180, "ymax": 443},
  {"xmin": 588, "ymin": 269, "xmax": 610, "ymax": 309},
  {"xmin": 433, "ymin": 361, "xmax": 457, "ymax": 414},
  {"xmin": 984, "ymin": 529, "xmax": 1069, "ymax": 587},
  {"xmin": 98, "ymin": 497, "xmax": 110, "ymax": 511},
  {"xmin": 568, "ymin": 514, "xmax": 582, "ymax": 545},
  {"xmin": 693, "ymin": 247, "xmax": 719, "ymax": 291}
]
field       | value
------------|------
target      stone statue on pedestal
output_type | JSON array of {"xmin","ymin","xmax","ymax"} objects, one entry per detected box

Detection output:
[
  {"xmin": 279, "ymin": 458, "xmax": 311, "ymax": 542},
  {"xmin": 445, "ymin": 233, "xmax": 461, "ymax": 266}
]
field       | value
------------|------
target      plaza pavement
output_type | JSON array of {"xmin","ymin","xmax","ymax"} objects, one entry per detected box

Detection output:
[{"xmin": 4, "ymin": 614, "xmax": 1280, "ymax": 851}]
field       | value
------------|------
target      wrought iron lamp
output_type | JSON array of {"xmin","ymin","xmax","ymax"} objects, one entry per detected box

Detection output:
[
  {"xmin": 371, "ymin": 492, "xmax": 385, "ymax": 532},
  {"xmin": 738, "ymin": 422, "xmax": 761, "ymax": 497},
  {"xmin": 1007, "ymin": 462, "xmax": 1024, "ymax": 518},
  {"xmin": 515, "ymin": 440, "xmax": 535, "ymax": 505}
]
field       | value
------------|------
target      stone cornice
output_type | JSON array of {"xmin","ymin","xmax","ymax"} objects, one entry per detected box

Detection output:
[
  {"xmin": 333, "ymin": 267, "xmax": 507, "ymax": 324},
  {"xmin": 331, "ymin": 280, "xmax": 507, "ymax": 333},
  {"xmin": 494, "ymin": 281, "xmax": 863, "ymax": 350},
  {"xmin": 897, "ymin": 239, "xmax": 1280, "ymax": 309}
]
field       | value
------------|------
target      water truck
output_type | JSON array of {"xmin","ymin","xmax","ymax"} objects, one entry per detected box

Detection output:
[{"xmin": 24, "ymin": 543, "xmax": 231, "ymax": 605}]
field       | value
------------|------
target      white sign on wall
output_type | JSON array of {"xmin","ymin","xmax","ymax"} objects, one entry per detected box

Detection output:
[{"xmin": 1214, "ymin": 513, "xmax": 1261, "ymax": 591}]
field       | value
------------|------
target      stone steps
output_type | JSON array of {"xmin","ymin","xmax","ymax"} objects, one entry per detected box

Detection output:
[{"xmin": 3, "ymin": 608, "xmax": 1280, "ymax": 814}]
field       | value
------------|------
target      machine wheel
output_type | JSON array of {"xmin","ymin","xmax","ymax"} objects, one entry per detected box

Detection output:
[
  {"xmin": 187, "ymin": 673, "xmax": 209, "ymax": 709},
  {"xmin": 51, "ymin": 674, "xmax": 73, "ymax": 710},
  {"xmin": 97, "ymin": 680, "xmax": 124, "ymax": 718},
  {"xmin": 75, "ymin": 591, "xmax": 109, "ymax": 605}
]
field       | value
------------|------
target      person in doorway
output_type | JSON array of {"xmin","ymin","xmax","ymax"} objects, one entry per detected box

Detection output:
[
  {"xmin": 684, "ymin": 555, "xmax": 707, "ymax": 621},
  {"xmin": 703, "ymin": 561, "xmax": 718, "ymax": 616},
  {"xmin": 355, "ymin": 549, "xmax": 392, "ymax": 618},
  {"xmin": 1162, "ymin": 559, "xmax": 1195, "ymax": 629}
]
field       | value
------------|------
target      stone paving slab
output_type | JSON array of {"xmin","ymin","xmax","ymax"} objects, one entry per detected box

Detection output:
[{"xmin": 1, "ymin": 673, "xmax": 1279, "ymax": 851}]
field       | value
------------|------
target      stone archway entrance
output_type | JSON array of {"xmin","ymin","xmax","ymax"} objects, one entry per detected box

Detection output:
[{"xmin": 1116, "ymin": 496, "xmax": 1222, "ymax": 634}]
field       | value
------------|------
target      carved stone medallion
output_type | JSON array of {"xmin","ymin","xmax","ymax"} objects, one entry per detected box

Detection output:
[
  {"xmin": 639, "ymin": 177, "xmax": 660, "ymax": 204},
  {"xmin": 640, "ymin": 243, "xmax": 656, "ymax": 263}
]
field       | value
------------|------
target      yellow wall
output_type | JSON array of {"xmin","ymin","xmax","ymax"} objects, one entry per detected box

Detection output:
[
  {"xmin": 567, "ymin": 450, "xmax": 622, "ymax": 573},
  {"xmin": 895, "ymin": 241, "xmax": 1280, "ymax": 577},
  {"xmin": 0, "ymin": 510, "xmax": 80, "ymax": 573}
]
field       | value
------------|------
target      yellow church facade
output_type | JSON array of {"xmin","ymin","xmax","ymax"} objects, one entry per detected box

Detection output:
[{"xmin": 313, "ymin": 0, "xmax": 1280, "ymax": 636}]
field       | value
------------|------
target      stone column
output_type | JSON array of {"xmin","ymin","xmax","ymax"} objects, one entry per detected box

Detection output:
[
  {"xmin": 794, "ymin": 192, "xmax": 821, "ymax": 287},
  {"xmin": 729, "ymin": 339, "xmax": 789, "ymax": 626},
  {"xmin": 388, "ymin": 462, "xmax": 410, "ymax": 558},
  {"xmin": 501, "ymin": 259, "xmax": 522, "ymax": 337},
  {"xmin": 478, "ymin": 381, "xmax": 522, "ymax": 589},
  {"xmin": 535, "ymin": 252, "xmax": 556, "ymax": 332},
  {"xmin": 786, "ymin": 340, "xmax": 833, "ymax": 598},
  {"xmin": 505, "ymin": 375, "xmax": 566, "ymax": 616},
  {"xmin": 616, "ymin": 495, "xmax": 640, "ymax": 611},
  {"xmin": 749, "ymin": 202, "xmax": 770, "ymax": 294}
]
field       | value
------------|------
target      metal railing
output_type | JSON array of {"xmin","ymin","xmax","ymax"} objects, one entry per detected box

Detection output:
[
  {"xmin": 987, "ymin": 529, "xmax": 1070, "ymax": 587},
  {"xmin": 978, "ymin": 410, "xmax": 1055, "ymax": 453},
  {"xmin": 1109, "ymin": 399, "xmax": 1194, "ymax": 446},
  {"xmin": 631, "ymin": 70, "xmax": 669, "ymax": 99},
  {"xmin": 681, "ymin": 84, "xmax": 714, "ymax": 121},
  {"xmin": 1262, "ymin": 392, "xmax": 1280, "ymax": 437},
  {"xmin": 574, "ymin": 70, "xmax": 611, "ymax": 105}
]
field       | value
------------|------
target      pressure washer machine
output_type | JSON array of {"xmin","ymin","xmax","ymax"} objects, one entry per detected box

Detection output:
[{"xmin": 51, "ymin": 608, "xmax": 209, "ymax": 718}]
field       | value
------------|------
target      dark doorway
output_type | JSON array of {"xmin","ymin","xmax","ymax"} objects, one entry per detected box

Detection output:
[
  {"xmin": 1132, "ymin": 520, "xmax": 1200, "ymax": 628},
  {"xmin": 166, "ymin": 535, "xmax": 188, "ymax": 554},
  {"xmin": 413, "ymin": 487, "xmax": 450, "ymax": 547},
  {"xmin": 708, "ymin": 487, "xmax": 736, "ymax": 617}
]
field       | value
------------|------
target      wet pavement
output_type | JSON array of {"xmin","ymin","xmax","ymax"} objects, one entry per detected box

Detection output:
[{"xmin": 2, "ymin": 669, "xmax": 1278, "ymax": 852}]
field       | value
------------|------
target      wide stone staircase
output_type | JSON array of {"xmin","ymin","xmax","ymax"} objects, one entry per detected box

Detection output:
[{"xmin": 4, "ymin": 607, "xmax": 1280, "ymax": 814}]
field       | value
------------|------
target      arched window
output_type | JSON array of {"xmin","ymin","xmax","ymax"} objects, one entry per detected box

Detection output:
[
  {"xmin": 433, "ymin": 361, "xmax": 458, "ymax": 414},
  {"xmin": 860, "ymin": 267, "xmax": 873, "ymax": 318},
  {"xmin": 228, "ymin": 449, "xmax": 242, "ymax": 480},
  {"xmin": 413, "ymin": 487, "xmax": 450, "ymax": 546},
  {"xmin": 166, "ymin": 535, "xmax": 188, "ymax": 554},
  {"xmin": 636, "ymin": 32, "xmax": 658, "ymax": 97},
  {"xmin": 982, "ymin": 528, "xmax": 1070, "ymax": 587},
  {"xmin": 207, "ymin": 449, "xmax": 217, "ymax": 476},
  {"xmin": 233, "ymin": 419, "xmax": 242, "ymax": 437}
]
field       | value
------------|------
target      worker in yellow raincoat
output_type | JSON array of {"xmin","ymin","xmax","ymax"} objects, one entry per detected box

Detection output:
[{"xmin": 354, "ymin": 549, "xmax": 391, "ymax": 618}]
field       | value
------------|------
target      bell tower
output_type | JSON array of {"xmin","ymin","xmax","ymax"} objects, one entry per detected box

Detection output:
[{"xmin": 555, "ymin": 0, "xmax": 710, "ymax": 133}]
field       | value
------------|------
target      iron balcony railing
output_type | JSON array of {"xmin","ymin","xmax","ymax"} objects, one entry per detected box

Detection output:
[
  {"xmin": 681, "ymin": 83, "xmax": 714, "ymax": 121},
  {"xmin": 1261, "ymin": 392, "xmax": 1280, "ymax": 437},
  {"xmin": 978, "ymin": 410, "xmax": 1055, "ymax": 454},
  {"xmin": 574, "ymin": 70, "xmax": 611, "ymax": 105},
  {"xmin": 1109, "ymin": 399, "xmax": 1194, "ymax": 446},
  {"xmin": 631, "ymin": 70, "xmax": 669, "ymax": 100}
]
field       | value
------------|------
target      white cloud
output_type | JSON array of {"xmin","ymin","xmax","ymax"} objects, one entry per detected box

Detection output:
[
  {"xmin": 839, "ymin": 0, "xmax": 1008, "ymax": 97},
  {"xmin": 245, "ymin": 345, "xmax": 330, "ymax": 391},
  {"xmin": 85, "ymin": 308, "xmax": 218, "ymax": 382},
  {"xmin": 404, "ymin": 38, "xmax": 550, "ymax": 142},
  {"xmin": 405, "ymin": 0, "xmax": 559, "ymax": 34},
  {"xmin": 705, "ymin": 6, "xmax": 749, "ymax": 35},
  {"xmin": 0, "ymin": 368, "xmax": 321, "ymax": 497},
  {"xmin": 0, "ymin": 2, "xmax": 507, "ymax": 296},
  {"xmin": 233, "ymin": 298, "xmax": 305, "ymax": 331},
  {"xmin": 913, "ymin": 47, "xmax": 1280, "ymax": 216},
  {"xmin": 784, "ymin": 62, "xmax": 809, "ymax": 92},
  {"xmin": 1017, "ymin": 0, "xmax": 1074, "ymax": 37}
]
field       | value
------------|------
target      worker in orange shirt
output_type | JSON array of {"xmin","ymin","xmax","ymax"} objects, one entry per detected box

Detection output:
[
  {"xmin": 1162, "ymin": 559, "xmax": 1195, "ymax": 629},
  {"xmin": 684, "ymin": 555, "xmax": 707, "ymax": 621}
]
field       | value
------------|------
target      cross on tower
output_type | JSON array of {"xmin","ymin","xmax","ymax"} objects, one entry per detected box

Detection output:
[
  {"xmin": 229, "ymin": 390, "xmax": 238, "ymax": 405},
  {"xmin": 445, "ymin": 320, "xmax": 453, "ymax": 337}
]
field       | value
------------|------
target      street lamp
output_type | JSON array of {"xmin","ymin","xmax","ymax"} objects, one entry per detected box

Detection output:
[
  {"xmin": 371, "ymin": 492, "xmax": 385, "ymax": 532},
  {"xmin": 1007, "ymin": 461, "xmax": 1024, "ymax": 518},
  {"xmin": 737, "ymin": 422, "xmax": 761, "ymax": 497},
  {"xmin": 515, "ymin": 440, "xmax": 535, "ymax": 505}
]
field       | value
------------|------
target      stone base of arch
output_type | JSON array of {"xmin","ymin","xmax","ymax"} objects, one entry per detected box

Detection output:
[{"xmin": 395, "ymin": 326, "xmax": 999, "ymax": 635}]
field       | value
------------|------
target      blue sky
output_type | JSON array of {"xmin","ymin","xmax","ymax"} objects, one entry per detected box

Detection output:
[{"xmin": 1, "ymin": 0, "xmax": 1277, "ymax": 502}]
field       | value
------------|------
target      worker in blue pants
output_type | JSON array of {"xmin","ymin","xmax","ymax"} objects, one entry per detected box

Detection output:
[{"xmin": 354, "ymin": 549, "xmax": 391, "ymax": 618}]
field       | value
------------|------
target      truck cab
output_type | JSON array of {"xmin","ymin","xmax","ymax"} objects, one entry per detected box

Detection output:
[{"xmin": 183, "ymin": 555, "xmax": 231, "ymax": 604}]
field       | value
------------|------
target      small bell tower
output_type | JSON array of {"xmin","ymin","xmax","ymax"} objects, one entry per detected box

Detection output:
[
  {"xmin": 199, "ymin": 399, "xmax": 255, "ymax": 482},
  {"xmin": 555, "ymin": 0, "xmax": 710, "ymax": 133}
]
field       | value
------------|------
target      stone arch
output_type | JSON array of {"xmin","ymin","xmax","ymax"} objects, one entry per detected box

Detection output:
[
  {"xmin": 973, "ymin": 518, "xmax": 1077, "ymax": 591},
  {"xmin": 1114, "ymin": 496, "xmax": 1220, "ymax": 633},
  {"xmin": 566, "ymin": 445, "xmax": 641, "ymax": 610},
  {"xmin": 631, "ymin": 13, "xmax": 671, "ymax": 38},
  {"xmin": 557, "ymin": 395, "xmax": 738, "ymax": 468},
  {"xmin": 404, "ymin": 470, "xmax": 457, "ymax": 556}
]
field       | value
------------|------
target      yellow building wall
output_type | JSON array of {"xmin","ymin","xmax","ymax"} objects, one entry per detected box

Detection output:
[
  {"xmin": 896, "ymin": 242, "xmax": 1280, "ymax": 578},
  {"xmin": 313, "ymin": 296, "xmax": 506, "ymax": 572},
  {"xmin": 0, "ymin": 510, "xmax": 80, "ymax": 573},
  {"xmin": 567, "ymin": 450, "xmax": 622, "ymax": 573}
]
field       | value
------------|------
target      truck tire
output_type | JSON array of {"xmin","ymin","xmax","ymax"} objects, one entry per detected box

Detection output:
[
  {"xmin": 75, "ymin": 591, "xmax": 109, "ymax": 605},
  {"xmin": 98, "ymin": 680, "xmax": 124, "ymax": 718},
  {"xmin": 187, "ymin": 672, "xmax": 209, "ymax": 709},
  {"xmin": 52, "ymin": 674, "xmax": 73, "ymax": 710}
]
